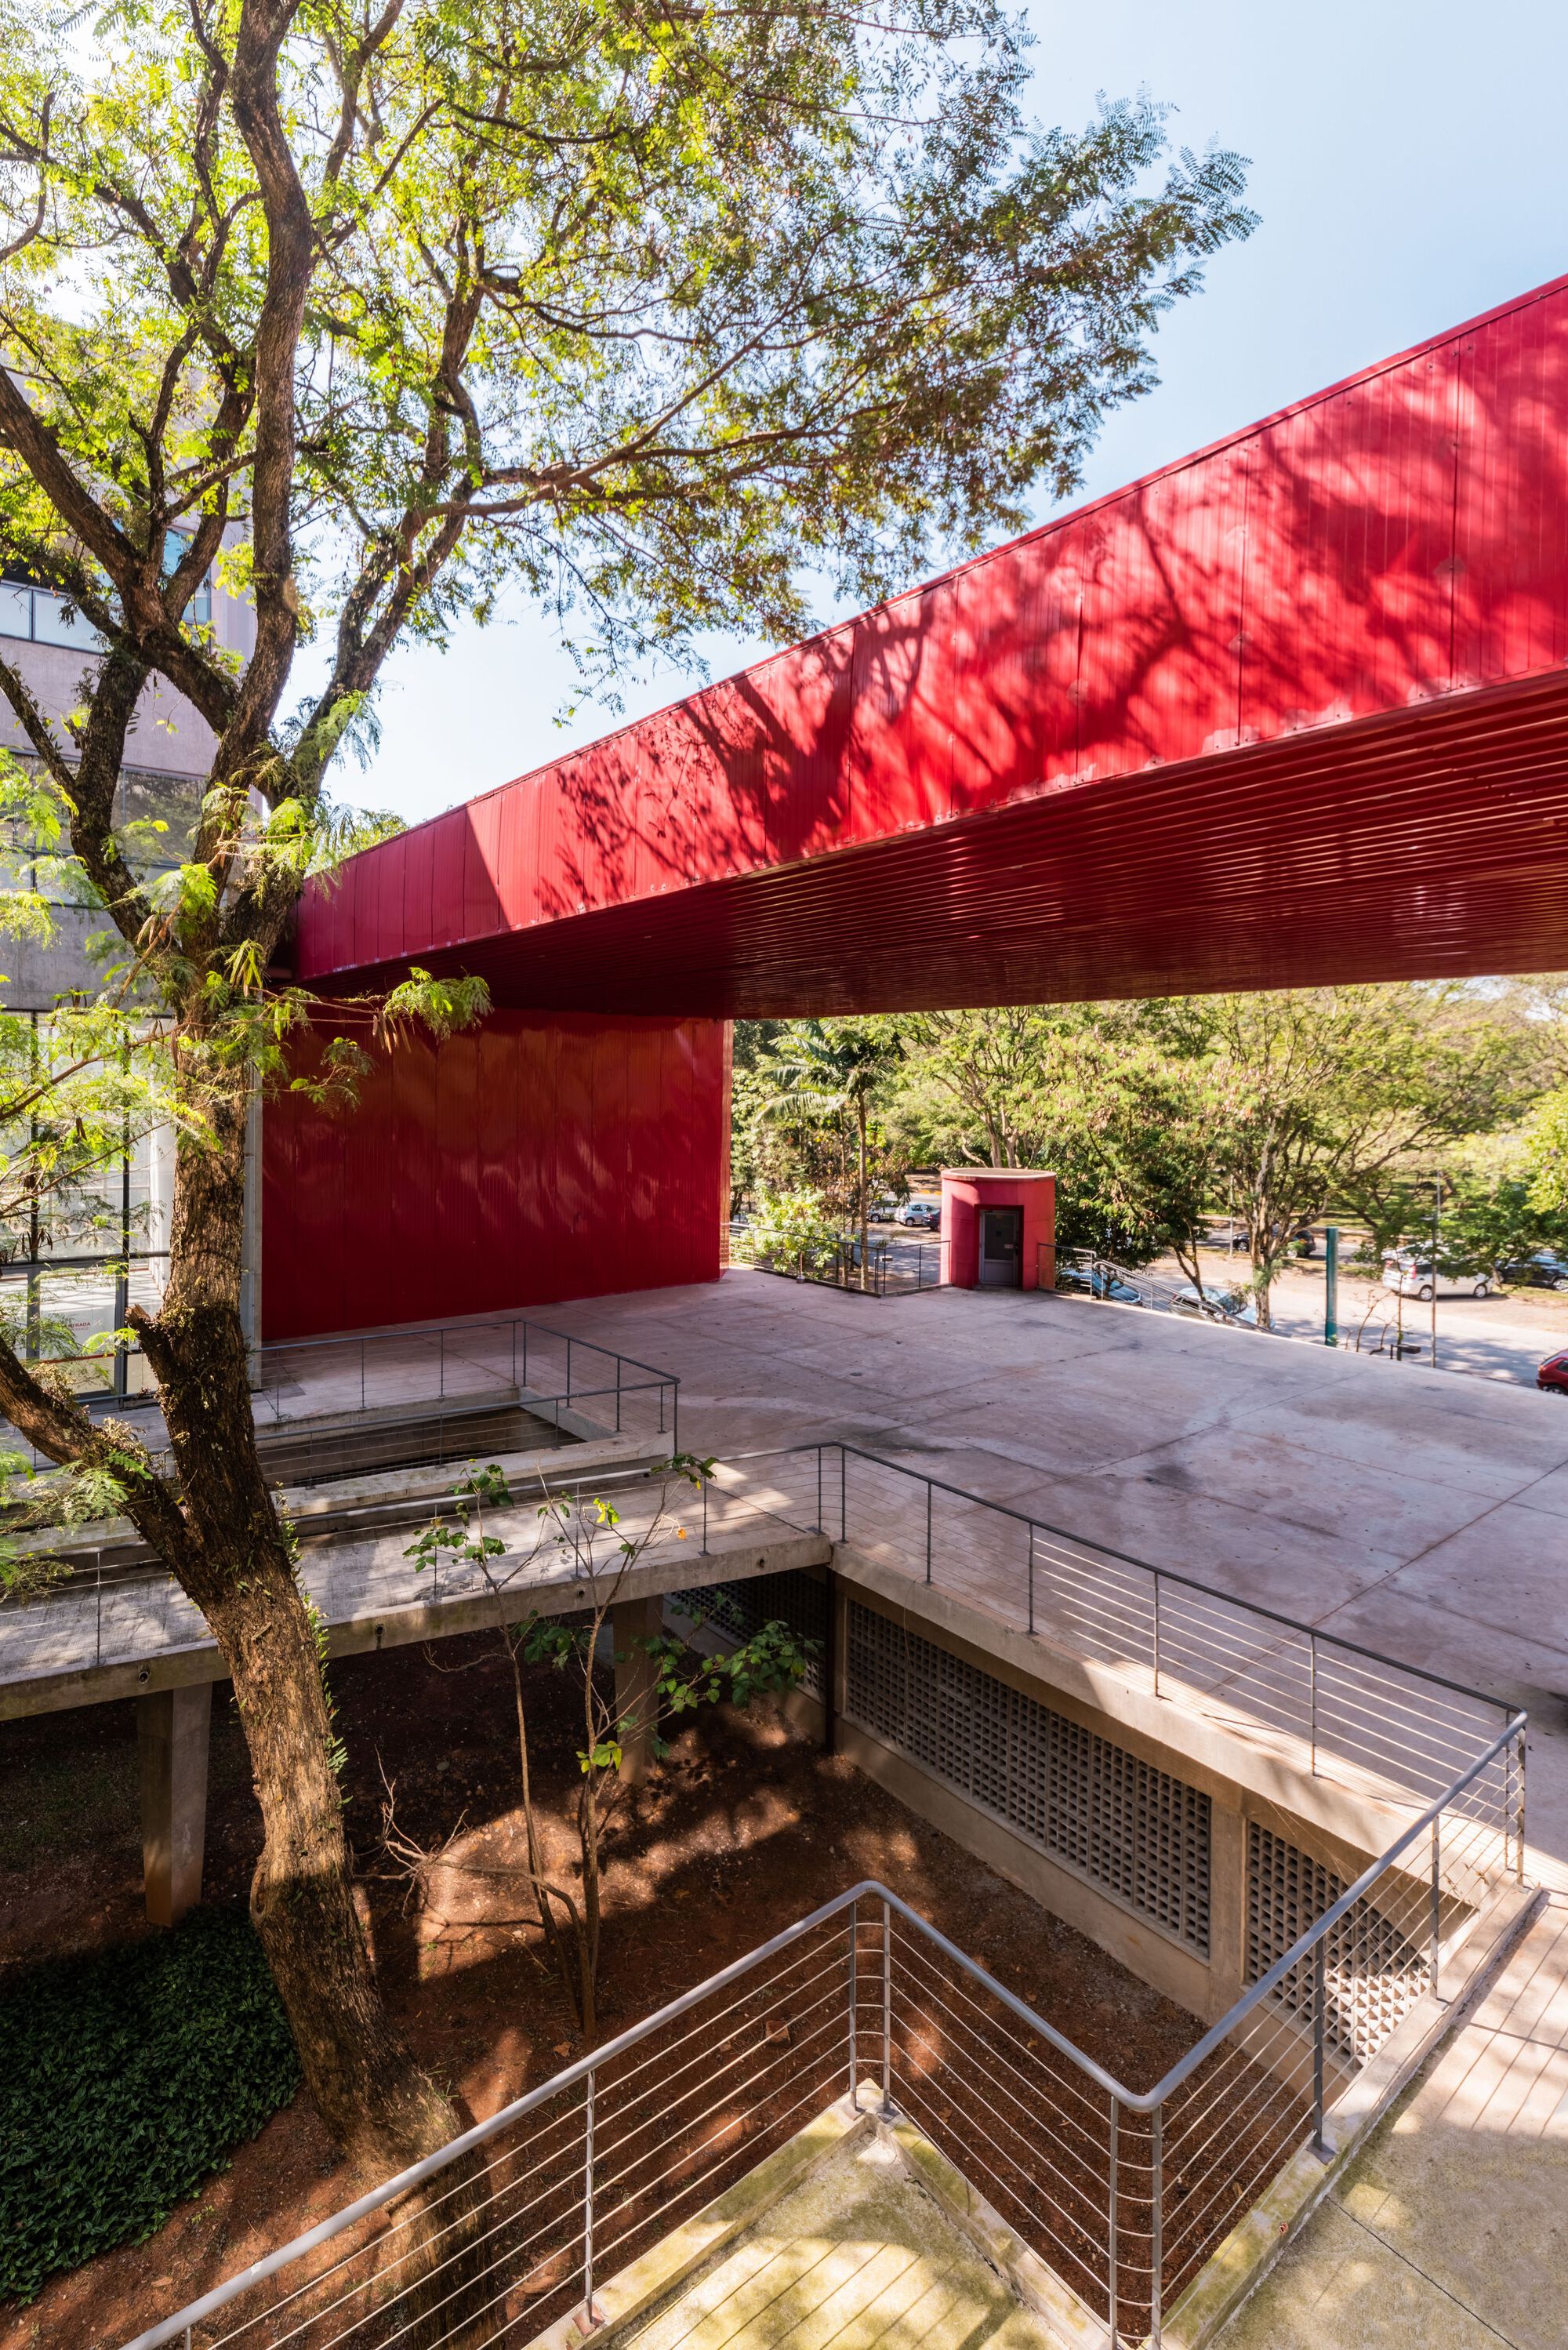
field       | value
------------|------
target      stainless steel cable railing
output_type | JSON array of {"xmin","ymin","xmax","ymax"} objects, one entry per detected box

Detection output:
[
  {"xmin": 705, "ymin": 1444, "xmax": 1518, "ymax": 1812},
  {"xmin": 122, "ymin": 1725, "xmax": 1526, "ymax": 2350}
]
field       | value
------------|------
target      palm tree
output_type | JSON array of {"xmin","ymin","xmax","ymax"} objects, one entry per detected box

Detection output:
[{"xmin": 757, "ymin": 1021, "xmax": 901, "ymax": 1290}]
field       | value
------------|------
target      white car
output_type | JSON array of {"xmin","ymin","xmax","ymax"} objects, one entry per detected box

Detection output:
[{"xmin": 1382, "ymin": 1255, "xmax": 1492, "ymax": 1302}]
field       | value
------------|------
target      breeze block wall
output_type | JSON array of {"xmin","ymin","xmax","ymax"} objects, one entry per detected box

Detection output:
[{"xmin": 261, "ymin": 1011, "xmax": 728, "ymax": 1341}]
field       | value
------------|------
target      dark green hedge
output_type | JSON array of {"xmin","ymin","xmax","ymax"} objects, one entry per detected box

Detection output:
[{"xmin": 0, "ymin": 1906, "xmax": 300, "ymax": 2305}]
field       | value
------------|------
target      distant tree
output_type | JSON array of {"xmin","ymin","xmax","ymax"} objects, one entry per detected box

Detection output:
[
  {"xmin": 1143, "ymin": 986, "xmax": 1534, "ymax": 1325},
  {"xmin": 1525, "ymin": 1088, "xmax": 1568, "ymax": 1218},
  {"xmin": 756, "ymin": 1020, "xmax": 903, "ymax": 1286}
]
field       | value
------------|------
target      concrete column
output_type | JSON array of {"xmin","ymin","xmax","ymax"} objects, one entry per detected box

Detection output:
[
  {"xmin": 1206, "ymin": 1797, "xmax": 1250, "ymax": 2024},
  {"xmin": 612, "ymin": 1597, "xmax": 664, "ymax": 1785},
  {"xmin": 139, "ymin": 1683, "xmax": 212, "ymax": 1926}
]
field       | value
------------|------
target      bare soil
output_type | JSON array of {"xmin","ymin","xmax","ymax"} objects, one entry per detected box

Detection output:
[{"xmin": 0, "ymin": 1634, "xmax": 1209, "ymax": 2350}]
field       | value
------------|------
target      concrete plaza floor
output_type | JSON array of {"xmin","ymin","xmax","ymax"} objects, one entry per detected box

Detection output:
[{"xmin": 532, "ymin": 1270, "xmax": 1568, "ymax": 1886}]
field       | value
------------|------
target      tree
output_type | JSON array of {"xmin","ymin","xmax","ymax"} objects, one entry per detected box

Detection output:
[
  {"xmin": 1145, "ymin": 986, "xmax": 1534, "ymax": 1325},
  {"xmin": 1526, "ymin": 1088, "xmax": 1568, "ymax": 1219},
  {"xmin": 397, "ymin": 1462, "xmax": 815, "ymax": 2039},
  {"xmin": 887, "ymin": 1004, "xmax": 1221, "ymax": 1277},
  {"xmin": 756, "ymin": 1019, "xmax": 904, "ymax": 1286},
  {"xmin": 0, "ymin": 0, "xmax": 1251, "ymax": 2168}
]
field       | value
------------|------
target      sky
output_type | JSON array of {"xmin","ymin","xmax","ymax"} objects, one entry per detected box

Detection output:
[{"xmin": 337, "ymin": 0, "xmax": 1568, "ymax": 827}]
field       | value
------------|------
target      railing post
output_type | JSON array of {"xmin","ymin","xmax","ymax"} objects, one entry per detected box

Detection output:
[
  {"xmin": 840, "ymin": 1447, "xmax": 847, "ymax": 1543},
  {"xmin": 523, "ymin": 1322, "xmax": 529, "ymax": 1389},
  {"xmin": 1152, "ymin": 1576, "xmax": 1161, "ymax": 1701},
  {"xmin": 924, "ymin": 1481, "xmax": 932, "ymax": 1585},
  {"xmin": 566, "ymin": 1335, "xmax": 572, "ymax": 1404},
  {"xmin": 439, "ymin": 1326, "xmax": 446, "ymax": 1400},
  {"xmin": 880, "ymin": 1898, "xmax": 894, "ymax": 2116},
  {"xmin": 1429, "ymin": 1817, "xmax": 1442, "ymax": 2002},
  {"xmin": 816, "ymin": 1445, "xmax": 824, "ymax": 1534},
  {"xmin": 583, "ymin": 2070, "xmax": 597, "ymax": 2326},
  {"xmin": 1149, "ymin": 2104, "xmax": 1163, "ymax": 2347},
  {"xmin": 1107, "ymin": 2096, "xmax": 1119, "ymax": 2346},
  {"xmin": 1515, "ymin": 1729, "xmax": 1527, "ymax": 1885},
  {"xmin": 1309, "ymin": 1635, "xmax": 1319, "ymax": 1777},
  {"xmin": 701, "ymin": 1474, "xmax": 709, "ymax": 1556},
  {"xmin": 615, "ymin": 1357, "xmax": 622, "ymax": 1434},
  {"xmin": 1027, "ymin": 1523, "xmax": 1035, "ymax": 1636},
  {"xmin": 1311, "ymin": 1936, "xmax": 1329, "ymax": 2158},
  {"xmin": 848, "ymin": 1907, "xmax": 859, "ymax": 2108}
]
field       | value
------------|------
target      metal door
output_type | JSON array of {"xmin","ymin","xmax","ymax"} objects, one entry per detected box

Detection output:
[{"xmin": 978, "ymin": 1204, "xmax": 1023, "ymax": 1288}]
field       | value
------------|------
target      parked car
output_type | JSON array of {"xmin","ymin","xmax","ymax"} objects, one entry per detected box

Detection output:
[
  {"xmin": 1538, "ymin": 1350, "xmax": 1568, "ymax": 1394},
  {"xmin": 1058, "ymin": 1260, "xmax": 1142, "ymax": 1303},
  {"xmin": 1205, "ymin": 1225, "xmax": 1250, "ymax": 1253},
  {"xmin": 1171, "ymin": 1283, "xmax": 1259, "ymax": 1327},
  {"xmin": 1382, "ymin": 1254, "xmax": 1494, "ymax": 1302},
  {"xmin": 897, "ymin": 1200, "xmax": 941, "ymax": 1230},
  {"xmin": 1499, "ymin": 1251, "xmax": 1568, "ymax": 1292}
]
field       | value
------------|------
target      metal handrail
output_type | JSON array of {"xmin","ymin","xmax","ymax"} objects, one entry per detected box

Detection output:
[
  {"xmin": 122, "ymin": 1713, "xmax": 1526, "ymax": 2350},
  {"xmin": 722, "ymin": 1439, "xmax": 1517, "ymax": 1728},
  {"xmin": 1127, "ymin": 1713, "xmax": 1523, "ymax": 2112},
  {"xmin": 116, "ymin": 1880, "xmax": 887, "ymax": 2350},
  {"xmin": 256, "ymin": 1312, "xmax": 678, "ymax": 1393}
]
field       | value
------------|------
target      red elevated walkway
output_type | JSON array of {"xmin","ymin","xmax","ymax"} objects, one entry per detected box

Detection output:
[{"xmin": 298, "ymin": 274, "xmax": 1568, "ymax": 1016}]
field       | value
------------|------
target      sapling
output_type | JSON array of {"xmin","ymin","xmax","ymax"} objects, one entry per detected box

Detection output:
[{"xmin": 401, "ymin": 1458, "xmax": 816, "ymax": 2036}]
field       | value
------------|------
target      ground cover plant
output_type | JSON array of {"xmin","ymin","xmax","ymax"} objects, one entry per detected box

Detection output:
[{"xmin": 0, "ymin": 1905, "xmax": 299, "ymax": 2305}]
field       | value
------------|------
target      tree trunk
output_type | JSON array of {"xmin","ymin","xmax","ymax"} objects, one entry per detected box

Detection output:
[{"xmin": 137, "ymin": 1086, "xmax": 465, "ymax": 2178}]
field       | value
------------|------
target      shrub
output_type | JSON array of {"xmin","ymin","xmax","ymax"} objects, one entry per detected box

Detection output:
[{"xmin": 0, "ymin": 1905, "xmax": 300, "ymax": 2304}]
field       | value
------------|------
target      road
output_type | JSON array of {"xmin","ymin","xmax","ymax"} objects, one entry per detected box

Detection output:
[{"xmin": 1188, "ymin": 1250, "xmax": 1568, "ymax": 1388}]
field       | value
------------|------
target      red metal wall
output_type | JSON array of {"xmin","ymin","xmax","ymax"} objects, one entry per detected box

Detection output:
[
  {"xmin": 295, "ymin": 271, "xmax": 1568, "ymax": 1003},
  {"xmin": 261, "ymin": 1012, "xmax": 728, "ymax": 1341},
  {"xmin": 939, "ymin": 1171, "xmax": 1054, "ymax": 1291}
]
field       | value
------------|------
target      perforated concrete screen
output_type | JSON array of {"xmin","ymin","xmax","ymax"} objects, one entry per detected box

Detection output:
[
  {"xmin": 669, "ymin": 1570, "xmax": 828, "ymax": 1700},
  {"xmin": 844, "ymin": 1600, "xmax": 1211, "ymax": 1954},
  {"xmin": 1247, "ymin": 1822, "xmax": 1428, "ymax": 2064}
]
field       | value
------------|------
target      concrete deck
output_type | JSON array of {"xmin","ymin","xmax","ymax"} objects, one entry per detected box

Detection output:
[
  {"xmin": 1214, "ymin": 1892, "xmax": 1568, "ymax": 2349},
  {"xmin": 0, "ymin": 1447, "xmax": 828, "ymax": 1716},
  {"xmin": 523, "ymin": 1273, "xmax": 1568, "ymax": 1886}
]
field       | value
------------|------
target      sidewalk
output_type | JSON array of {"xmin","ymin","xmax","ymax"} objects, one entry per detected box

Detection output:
[{"xmin": 1214, "ymin": 1895, "xmax": 1568, "ymax": 2348}]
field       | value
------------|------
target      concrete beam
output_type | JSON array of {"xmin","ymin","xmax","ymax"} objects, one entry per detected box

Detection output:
[
  {"xmin": 2, "ymin": 1524, "xmax": 832, "ymax": 1720},
  {"xmin": 138, "ymin": 1682, "xmax": 212, "ymax": 1926}
]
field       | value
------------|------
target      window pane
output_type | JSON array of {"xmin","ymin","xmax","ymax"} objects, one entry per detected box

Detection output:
[
  {"xmin": 30, "ymin": 592, "xmax": 104, "ymax": 652},
  {"xmin": 0, "ymin": 582, "xmax": 31, "ymax": 641}
]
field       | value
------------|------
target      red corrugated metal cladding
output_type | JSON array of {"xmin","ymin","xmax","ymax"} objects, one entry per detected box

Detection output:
[
  {"xmin": 261, "ymin": 1012, "xmax": 728, "ymax": 1341},
  {"xmin": 292, "ymin": 270, "xmax": 1568, "ymax": 1015}
]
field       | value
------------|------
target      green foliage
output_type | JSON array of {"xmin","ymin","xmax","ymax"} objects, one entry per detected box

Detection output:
[
  {"xmin": 746, "ymin": 1186, "xmax": 843, "ymax": 1270},
  {"xmin": 0, "ymin": 1907, "xmax": 300, "ymax": 2304},
  {"xmin": 1526, "ymin": 1087, "xmax": 1568, "ymax": 1215}
]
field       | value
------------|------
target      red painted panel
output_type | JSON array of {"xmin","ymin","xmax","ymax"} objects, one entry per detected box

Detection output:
[
  {"xmin": 1454, "ymin": 284, "xmax": 1568, "ymax": 685},
  {"xmin": 263, "ymin": 1013, "xmax": 728, "ymax": 1341},
  {"xmin": 290, "ymin": 271, "xmax": 1568, "ymax": 1017}
]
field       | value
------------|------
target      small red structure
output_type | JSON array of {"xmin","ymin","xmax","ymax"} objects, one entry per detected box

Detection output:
[{"xmin": 939, "ymin": 1170, "xmax": 1054, "ymax": 1291}]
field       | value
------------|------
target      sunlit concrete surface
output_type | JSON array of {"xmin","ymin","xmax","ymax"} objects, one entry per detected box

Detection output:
[
  {"xmin": 619, "ymin": 2123, "xmax": 1069, "ymax": 2350},
  {"xmin": 1214, "ymin": 1894, "xmax": 1568, "ymax": 2349},
  {"xmin": 0, "ymin": 1464, "xmax": 826, "ymax": 1714},
  {"xmin": 528, "ymin": 1273, "xmax": 1568, "ymax": 1887}
]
